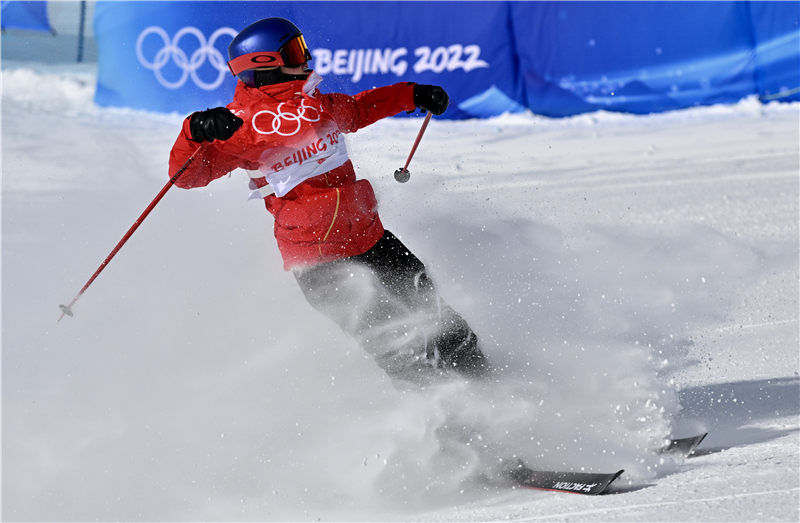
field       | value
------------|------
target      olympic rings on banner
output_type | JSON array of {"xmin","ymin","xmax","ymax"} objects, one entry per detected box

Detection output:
[
  {"xmin": 136, "ymin": 26, "xmax": 237, "ymax": 90},
  {"xmin": 252, "ymin": 99, "xmax": 322, "ymax": 136}
]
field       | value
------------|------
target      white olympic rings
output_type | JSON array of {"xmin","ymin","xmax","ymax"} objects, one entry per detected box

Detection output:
[
  {"xmin": 252, "ymin": 99, "xmax": 322, "ymax": 136},
  {"xmin": 136, "ymin": 26, "xmax": 237, "ymax": 90}
]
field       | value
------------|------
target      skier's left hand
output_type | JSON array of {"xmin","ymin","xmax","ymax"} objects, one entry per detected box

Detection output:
[{"xmin": 413, "ymin": 84, "xmax": 450, "ymax": 115}]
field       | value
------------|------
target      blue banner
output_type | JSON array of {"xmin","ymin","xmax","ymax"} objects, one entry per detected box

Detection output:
[
  {"xmin": 93, "ymin": 1, "xmax": 519, "ymax": 118},
  {"xmin": 747, "ymin": 1, "xmax": 800, "ymax": 102},
  {"xmin": 1, "ymin": 0, "xmax": 52, "ymax": 32},
  {"xmin": 511, "ymin": 1, "xmax": 800, "ymax": 116},
  {"xmin": 93, "ymin": 1, "xmax": 800, "ymax": 118}
]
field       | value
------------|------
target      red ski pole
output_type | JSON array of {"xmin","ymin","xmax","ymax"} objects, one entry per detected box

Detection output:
[
  {"xmin": 58, "ymin": 145, "xmax": 204, "ymax": 322},
  {"xmin": 394, "ymin": 112, "xmax": 433, "ymax": 183}
]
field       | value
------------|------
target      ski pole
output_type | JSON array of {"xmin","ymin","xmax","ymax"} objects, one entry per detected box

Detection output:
[
  {"xmin": 58, "ymin": 145, "xmax": 205, "ymax": 322},
  {"xmin": 394, "ymin": 112, "xmax": 433, "ymax": 183}
]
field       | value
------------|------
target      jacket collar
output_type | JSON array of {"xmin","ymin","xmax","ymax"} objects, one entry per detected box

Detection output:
[{"xmin": 234, "ymin": 71, "xmax": 323, "ymax": 102}]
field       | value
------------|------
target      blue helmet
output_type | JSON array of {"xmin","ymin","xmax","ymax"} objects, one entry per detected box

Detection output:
[{"xmin": 227, "ymin": 18, "xmax": 312, "ymax": 87}]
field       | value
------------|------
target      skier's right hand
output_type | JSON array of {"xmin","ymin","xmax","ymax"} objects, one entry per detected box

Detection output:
[{"xmin": 189, "ymin": 107, "xmax": 243, "ymax": 142}]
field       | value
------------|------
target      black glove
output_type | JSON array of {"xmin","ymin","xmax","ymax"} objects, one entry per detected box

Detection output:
[
  {"xmin": 189, "ymin": 107, "xmax": 243, "ymax": 142},
  {"xmin": 413, "ymin": 84, "xmax": 450, "ymax": 115}
]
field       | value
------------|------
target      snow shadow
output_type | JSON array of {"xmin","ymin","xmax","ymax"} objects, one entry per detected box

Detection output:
[{"xmin": 673, "ymin": 376, "xmax": 800, "ymax": 452}]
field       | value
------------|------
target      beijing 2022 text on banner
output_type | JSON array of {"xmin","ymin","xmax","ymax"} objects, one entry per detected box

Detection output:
[{"xmin": 93, "ymin": 1, "xmax": 799, "ymax": 119}]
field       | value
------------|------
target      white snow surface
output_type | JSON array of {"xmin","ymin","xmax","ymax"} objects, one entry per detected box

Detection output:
[{"xmin": 2, "ymin": 62, "xmax": 799, "ymax": 522}]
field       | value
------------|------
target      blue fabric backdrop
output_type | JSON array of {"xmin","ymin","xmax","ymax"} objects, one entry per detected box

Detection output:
[
  {"xmin": 1, "ymin": 0, "xmax": 52, "ymax": 32},
  {"xmin": 93, "ymin": 1, "xmax": 800, "ymax": 118}
]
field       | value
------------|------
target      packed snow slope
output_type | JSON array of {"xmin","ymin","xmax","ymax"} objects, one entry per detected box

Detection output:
[{"xmin": 3, "ymin": 62, "xmax": 799, "ymax": 522}]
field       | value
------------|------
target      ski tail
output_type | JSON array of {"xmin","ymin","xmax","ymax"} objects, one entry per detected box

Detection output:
[
  {"xmin": 506, "ymin": 463, "xmax": 624, "ymax": 495},
  {"xmin": 661, "ymin": 432, "xmax": 708, "ymax": 456}
]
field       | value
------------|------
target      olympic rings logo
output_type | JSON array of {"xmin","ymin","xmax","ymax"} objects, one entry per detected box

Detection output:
[
  {"xmin": 136, "ymin": 26, "xmax": 237, "ymax": 90},
  {"xmin": 252, "ymin": 99, "xmax": 322, "ymax": 136}
]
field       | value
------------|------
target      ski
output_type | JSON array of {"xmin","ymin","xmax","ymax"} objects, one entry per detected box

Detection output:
[
  {"xmin": 661, "ymin": 432, "xmax": 708, "ymax": 456},
  {"xmin": 506, "ymin": 464, "xmax": 624, "ymax": 495},
  {"xmin": 502, "ymin": 433, "xmax": 707, "ymax": 496}
]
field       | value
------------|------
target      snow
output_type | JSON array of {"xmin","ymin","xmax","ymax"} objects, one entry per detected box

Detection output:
[{"xmin": 2, "ymin": 60, "xmax": 798, "ymax": 521}]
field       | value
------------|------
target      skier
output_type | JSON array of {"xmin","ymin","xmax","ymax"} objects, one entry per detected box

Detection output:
[{"xmin": 168, "ymin": 17, "xmax": 489, "ymax": 384}]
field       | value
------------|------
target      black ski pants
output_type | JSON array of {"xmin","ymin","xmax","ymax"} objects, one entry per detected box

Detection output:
[{"xmin": 293, "ymin": 230, "xmax": 488, "ymax": 384}]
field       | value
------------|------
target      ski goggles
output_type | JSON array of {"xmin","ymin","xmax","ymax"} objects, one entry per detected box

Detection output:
[{"xmin": 228, "ymin": 35, "xmax": 312, "ymax": 76}]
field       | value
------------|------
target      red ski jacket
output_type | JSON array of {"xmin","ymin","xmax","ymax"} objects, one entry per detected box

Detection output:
[{"xmin": 168, "ymin": 73, "xmax": 416, "ymax": 269}]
